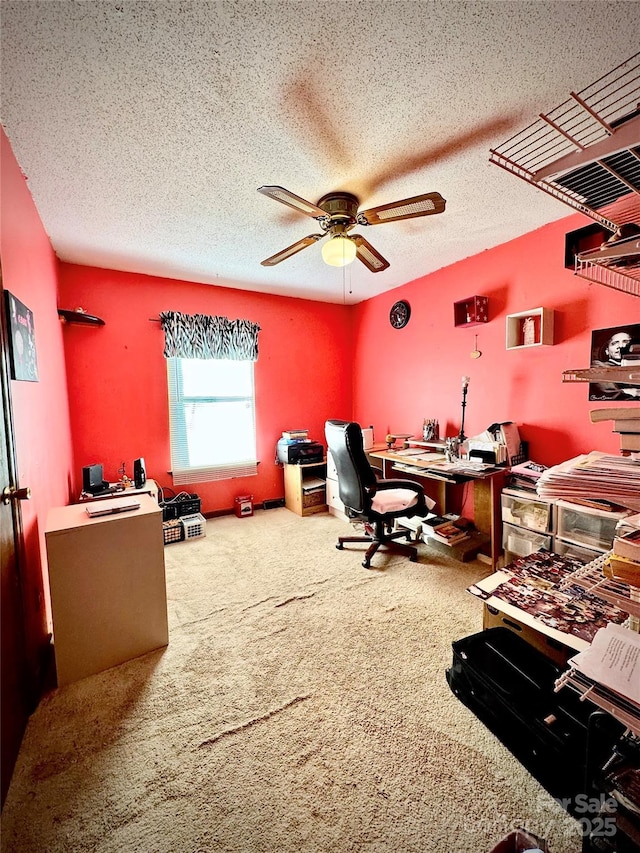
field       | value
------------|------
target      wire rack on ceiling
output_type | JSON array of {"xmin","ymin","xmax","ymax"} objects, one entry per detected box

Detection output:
[{"xmin": 489, "ymin": 53, "xmax": 640, "ymax": 297}]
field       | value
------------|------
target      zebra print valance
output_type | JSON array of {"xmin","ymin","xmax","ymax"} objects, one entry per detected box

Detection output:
[{"xmin": 159, "ymin": 311, "xmax": 260, "ymax": 361}]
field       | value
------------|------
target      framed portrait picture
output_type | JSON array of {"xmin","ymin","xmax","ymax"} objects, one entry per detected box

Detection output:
[
  {"xmin": 4, "ymin": 290, "xmax": 39, "ymax": 382},
  {"xmin": 589, "ymin": 323, "xmax": 640, "ymax": 401}
]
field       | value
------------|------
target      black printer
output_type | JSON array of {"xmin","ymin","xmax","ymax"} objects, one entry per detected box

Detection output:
[{"xmin": 277, "ymin": 438, "xmax": 324, "ymax": 464}]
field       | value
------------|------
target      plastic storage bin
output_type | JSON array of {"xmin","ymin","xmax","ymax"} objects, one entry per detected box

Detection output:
[
  {"xmin": 502, "ymin": 521, "xmax": 552, "ymax": 561},
  {"xmin": 162, "ymin": 518, "xmax": 184, "ymax": 545},
  {"xmin": 182, "ymin": 513, "xmax": 207, "ymax": 540},
  {"xmin": 554, "ymin": 500, "xmax": 628, "ymax": 552},
  {"xmin": 234, "ymin": 494, "xmax": 254, "ymax": 518},
  {"xmin": 501, "ymin": 489, "xmax": 553, "ymax": 533},
  {"xmin": 160, "ymin": 493, "xmax": 201, "ymax": 521}
]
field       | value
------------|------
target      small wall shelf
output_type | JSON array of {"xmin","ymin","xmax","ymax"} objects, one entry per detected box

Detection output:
[
  {"xmin": 564, "ymin": 223, "xmax": 610, "ymax": 270},
  {"xmin": 58, "ymin": 309, "xmax": 105, "ymax": 326},
  {"xmin": 506, "ymin": 308, "xmax": 554, "ymax": 350},
  {"xmin": 453, "ymin": 296, "xmax": 488, "ymax": 327}
]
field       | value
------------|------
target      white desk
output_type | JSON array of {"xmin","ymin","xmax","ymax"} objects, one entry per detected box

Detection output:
[
  {"xmin": 471, "ymin": 570, "xmax": 589, "ymax": 667},
  {"xmin": 45, "ymin": 493, "xmax": 168, "ymax": 686},
  {"xmin": 78, "ymin": 478, "xmax": 158, "ymax": 502}
]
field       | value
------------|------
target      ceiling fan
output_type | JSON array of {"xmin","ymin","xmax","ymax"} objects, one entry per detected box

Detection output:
[{"xmin": 258, "ymin": 185, "xmax": 446, "ymax": 272}]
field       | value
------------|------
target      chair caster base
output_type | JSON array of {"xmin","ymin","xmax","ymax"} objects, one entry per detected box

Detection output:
[{"xmin": 336, "ymin": 543, "xmax": 344, "ymax": 550}]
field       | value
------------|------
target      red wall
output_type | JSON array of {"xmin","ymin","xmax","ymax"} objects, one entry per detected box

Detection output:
[
  {"xmin": 0, "ymin": 128, "xmax": 73, "ymax": 644},
  {"xmin": 352, "ymin": 215, "xmax": 640, "ymax": 516},
  {"xmin": 58, "ymin": 265, "xmax": 353, "ymax": 510},
  {"xmin": 4, "ymin": 120, "xmax": 639, "ymax": 532},
  {"xmin": 59, "ymin": 216, "xmax": 640, "ymax": 518}
]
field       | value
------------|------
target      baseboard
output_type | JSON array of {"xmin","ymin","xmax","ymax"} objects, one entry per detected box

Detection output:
[
  {"xmin": 263, "ymin": 498, "xmax": 285, "ymax": 510},
  {"xmin": 202, "ymin": 498, "xmax": 285, "ymax": 519},
  {"xmin": 203, "ymin": 508, "xmax": 234, "ymax": 519}
]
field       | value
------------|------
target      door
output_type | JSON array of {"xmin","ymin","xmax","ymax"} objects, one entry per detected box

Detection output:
[{"xmin": 0, "ymin": 279, "xmax": 31, "ymax": 809}]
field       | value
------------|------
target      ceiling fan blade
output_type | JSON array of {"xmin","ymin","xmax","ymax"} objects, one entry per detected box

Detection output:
[
  {"xmin": 351, "ymin": 235, "xmax": 390, "ymax": 272},
  {"xmin": 359, "ymin": 192, "xmax": 446, "ymax": 225},
  {"xmin": 258, "ymin": 186, "xmax": 327, "ymax": 219},
  {"xmin": 260, "ymin": 234, "xmax": 324, "ymax": 266}
]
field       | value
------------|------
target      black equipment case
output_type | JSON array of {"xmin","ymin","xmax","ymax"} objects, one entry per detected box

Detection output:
[
  {"xmin": 159, "ymin": 492, "xmax": 201, "ymax": 521},
  {"xmin": 446, "ymin": 628, "xmax": 623, "ymax": 809}
]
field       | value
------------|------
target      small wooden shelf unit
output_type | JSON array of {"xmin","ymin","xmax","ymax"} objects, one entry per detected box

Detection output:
[
  {"xmin": 505, "ymin": 308, "xmax": 554, "ymax": 349},
  {"xmin": 283, "ymin": 460, "xmax": 327, "ymax": 516}
]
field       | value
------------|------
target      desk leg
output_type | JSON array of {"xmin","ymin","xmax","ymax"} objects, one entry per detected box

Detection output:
[
  {"xmin": 473, "ymin": 471, "xmax": 505, "ymax": 569},
  {"xmin": 418, "ymin": 477, "xmax": 447, "ymax": 515}
]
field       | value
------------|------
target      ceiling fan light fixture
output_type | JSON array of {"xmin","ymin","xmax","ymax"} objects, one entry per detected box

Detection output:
[{"xmin": 321, "ymin": 235, "xmax": 357, "ymax": 267}]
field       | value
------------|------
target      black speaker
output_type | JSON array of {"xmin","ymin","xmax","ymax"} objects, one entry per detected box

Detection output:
[
  {"xmin": 82, "ymin": 463, "xmax": 108, "ymax": 494},
  {"xmin": 133, "ymin": 457, "xmax": 146, "ymax": 489}
]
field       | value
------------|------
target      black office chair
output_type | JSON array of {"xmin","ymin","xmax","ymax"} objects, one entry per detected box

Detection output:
[{"xmin": 325, "ymin": 419, "xmax": 428, "ymax": 568}]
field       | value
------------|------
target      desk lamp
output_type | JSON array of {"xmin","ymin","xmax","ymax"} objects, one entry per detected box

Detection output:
[{"xmin": 458, "ymin": 376, "xmax": 470, "ymax": 442}]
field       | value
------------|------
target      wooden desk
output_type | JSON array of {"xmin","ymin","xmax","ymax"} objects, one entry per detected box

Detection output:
[{"xmin": 369, "ymin": 449, "xmax": 506, "ymax": 568}]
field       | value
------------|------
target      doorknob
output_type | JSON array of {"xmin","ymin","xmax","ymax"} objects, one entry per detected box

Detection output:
[{"xmin": 2, "ymin": 486, "xmax": 31, "ymax": 505}]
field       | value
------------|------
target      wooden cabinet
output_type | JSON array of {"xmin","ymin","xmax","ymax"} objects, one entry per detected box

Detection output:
[
  {"xmin": 45, "ymin": 494, "xmax": 168, "ymax": 686},
  {"xmin": 283, "ymin": 461, "xmax": 327, "ymax": 516}
]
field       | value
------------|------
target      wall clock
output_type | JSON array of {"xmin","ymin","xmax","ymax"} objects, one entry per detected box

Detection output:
[{"xmin": 389, "ymin": 300, "xmax": 411, "ymax": 329}]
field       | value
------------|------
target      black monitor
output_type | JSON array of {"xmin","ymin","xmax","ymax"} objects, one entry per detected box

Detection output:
[{"xmin": 82, "ymin": 463, "xmax": 108, "ymax": 494}]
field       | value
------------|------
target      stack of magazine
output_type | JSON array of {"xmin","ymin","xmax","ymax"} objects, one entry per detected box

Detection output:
[
  {"xmin": 507, "ymin": 460, "xmax": 548, "ymax": 492},
  {"xmin": 422, "ymin": 514, "xmax": 473, "ymax": 547},
  {"xmin": 536, "ymin": 452, "xmax": 640, "ymax": 512}
]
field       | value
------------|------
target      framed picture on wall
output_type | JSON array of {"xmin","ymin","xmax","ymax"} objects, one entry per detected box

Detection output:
[
  {"xmin": 589, "ymin": 323, "xmax": 640, "ymax": 401},
  {"xmin": 4, "ymin": 290, "xmax": 39, "ymax": 382}
]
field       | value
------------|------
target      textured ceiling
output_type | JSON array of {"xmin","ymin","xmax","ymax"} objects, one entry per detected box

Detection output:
[{"xmin": 2, "ymin": 1, "xmax": 640, "ymax": 304}]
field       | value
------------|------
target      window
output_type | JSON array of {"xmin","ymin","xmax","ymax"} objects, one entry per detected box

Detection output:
[{"xmin": 167, "ymin": 357, "xmax": 257, "ymax": 484}]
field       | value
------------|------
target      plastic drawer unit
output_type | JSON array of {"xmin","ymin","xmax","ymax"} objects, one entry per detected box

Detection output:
[
  {"xmin": 501, "ymin": 488, "xmax": 553, "ymax": 533},
  {"xmin": 554, "ymin": 500, "xmax": 629, "ymax": 553},
  {"xmin": 502, "ymin": 521, "xmax": 553, "ymax": 562},
  {"xmin": 552, "ymin": 537, "xmax": 608, "ymax": 564}
]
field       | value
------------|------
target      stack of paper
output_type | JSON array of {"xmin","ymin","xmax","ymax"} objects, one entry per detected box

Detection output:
[
  {"xmin": 508, "ymin": 460, "xmax": 548, "ymax": 492},
  {"xmin": 536, "ymin": 452, "xmax": 640, "ymax": 511},
  {"xmin": 567, "ymin": 623, "xmax": 640, "ymax": 706},
  {"xmin": 301, "ymin": 477, "xmax": 325, "ymax": 493},
  {"xmin": 556, "ymin": 622, "xmax": 640, "ymax": 736}
]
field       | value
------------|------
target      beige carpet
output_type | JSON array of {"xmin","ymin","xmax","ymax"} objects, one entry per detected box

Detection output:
[{"xmin": 1, "ymin": 509, "xmax": 581, "ymax": 852}]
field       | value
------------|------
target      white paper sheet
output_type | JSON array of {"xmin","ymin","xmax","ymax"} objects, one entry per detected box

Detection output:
[{"xmin": 569, "ymin": 623, "xmax": 640, "ymax": 704}]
